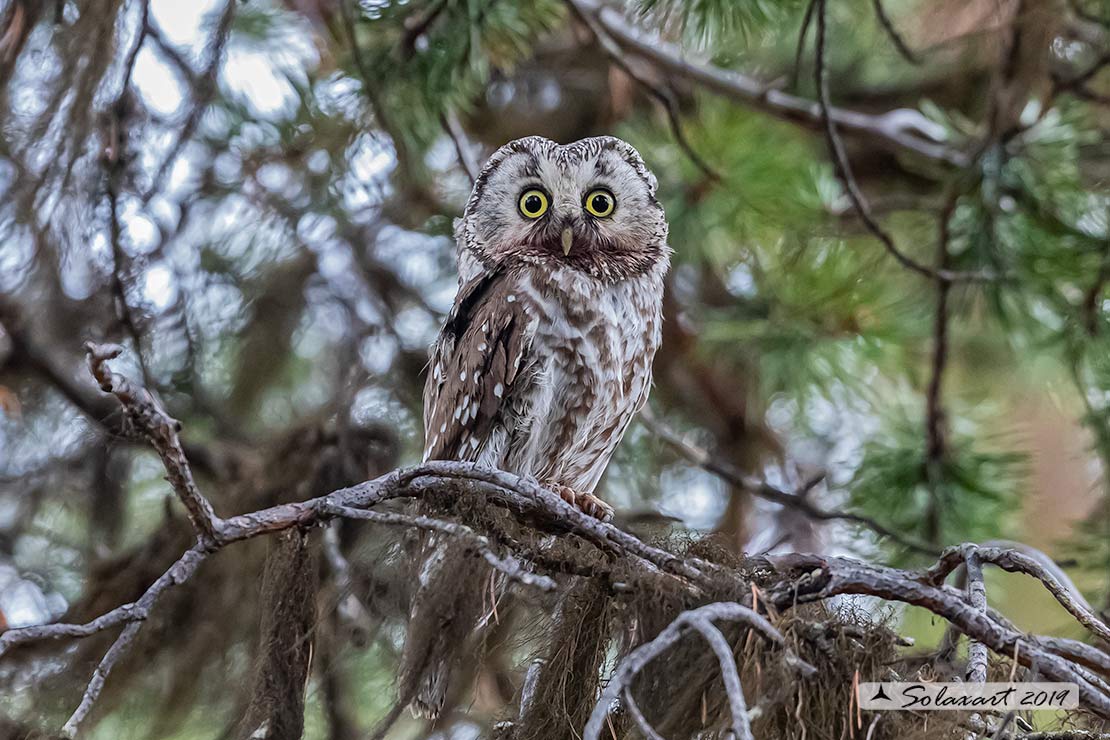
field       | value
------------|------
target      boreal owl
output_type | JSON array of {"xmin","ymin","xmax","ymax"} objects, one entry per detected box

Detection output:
[{"xmin": 400, "ymin": 135, "xmax": 669, "ymax": 717}]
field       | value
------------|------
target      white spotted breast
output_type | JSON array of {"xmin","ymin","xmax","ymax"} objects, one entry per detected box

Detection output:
[{"xmin": 422, "ymin": 262, "xmax": 664, "ymax": 496}]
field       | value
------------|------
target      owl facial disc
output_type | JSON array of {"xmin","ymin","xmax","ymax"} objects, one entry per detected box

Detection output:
[{"xmin": 459, "ymin": 135, "xmax": 669, "ymax": 282}]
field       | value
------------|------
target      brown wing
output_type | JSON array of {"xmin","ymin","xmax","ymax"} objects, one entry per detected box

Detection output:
[{"xmin": 422, "ymin": 268, "xmax": 530, "ymax": 462}]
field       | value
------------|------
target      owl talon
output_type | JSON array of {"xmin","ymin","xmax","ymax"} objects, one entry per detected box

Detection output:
[{"xmin": 544, "ymin": 482, "xmax": 614, "ymax": 522}]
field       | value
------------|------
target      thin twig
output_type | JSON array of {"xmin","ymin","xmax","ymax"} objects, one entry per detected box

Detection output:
[
  {"xmin": 120, "ymin": 0, "xmax": 150, "ymax": 92},
  {"xmin": 871, "ymin": 0, "xmax": 921, "ymax": 65},
  {"xmin": 0, "ymin": 603, "xmax": 146, "ymax": 657},
  {"xmin": 324, "ymin": 503, "xmax": 556, "ymax": 591},
  {"xmin": 641, "ymin": 411, "xmax": 940, "ymax": 556},
  {"xmin": 791, "ymin": 0, "xmax": 817, "ymax": 90},
  {"xmin": 441, "ymin": 109, "xmax": 478, "ymax": 185},
  {"xmin": 811, "ymin": 0, "xmax": 996, "ymax": 283},
  {"xmin": 923, "ymin": 193, "xmax": 959, "ymax": 543},
  {"xmin": 622, "ymin": 686, "xmax": 667, "ymax": 740}
]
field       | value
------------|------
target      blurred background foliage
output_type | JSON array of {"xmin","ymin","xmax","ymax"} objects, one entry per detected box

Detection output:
[{"xmin": 0, "ymin": 0, "xmax": 1109, "ymax": 737}]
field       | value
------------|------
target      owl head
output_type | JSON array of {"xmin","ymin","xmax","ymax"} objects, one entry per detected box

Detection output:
[{"xmin": 456, "ymin": 136, "xmax": 669, "ymax": 283}]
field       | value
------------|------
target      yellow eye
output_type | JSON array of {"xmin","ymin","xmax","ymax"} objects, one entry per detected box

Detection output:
[
  {"xmin": 518, "ymin": 189, "xmax": 548, "ymax": 219},
  {"xmin": 584, "ymin": 188, "xmax": 615, "ymax": 218}
]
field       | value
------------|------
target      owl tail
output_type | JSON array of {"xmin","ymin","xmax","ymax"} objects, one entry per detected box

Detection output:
[{"xmin": 398, "ymin": 534, "xmax": 491, "ymax": 719}]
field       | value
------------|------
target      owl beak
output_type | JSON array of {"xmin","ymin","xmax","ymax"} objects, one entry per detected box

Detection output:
[{"xmin": 561, "ymin": 227, "xmax": 573, "ymax": 256}]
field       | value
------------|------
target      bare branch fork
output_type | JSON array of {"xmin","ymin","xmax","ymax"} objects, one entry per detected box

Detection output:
[
  {"xmin": 768, "ymin": 553, "xmax": 1110, "ymax": 713},
  {"xmin": 4, "ymin": 348, "xmax": 1110, "ymax": 736},
  {"xmin": 925, "ymin": 544, "xmax": 1110, "ymax": 646}
]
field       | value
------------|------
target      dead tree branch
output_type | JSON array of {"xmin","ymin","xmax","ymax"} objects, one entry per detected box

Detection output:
[
  {"xmin": 84, "ymin": 342, "xmax": 223, "ymax": 542},
  {"xmin": 60, "ymin": 546, "xmax": 209, "ymax": 737},
  {"xmin": 693, "ymin": 618, "xmax": 755, "ymax": 740},
  {"xmin": 791, "ymin": 0, "xmax": 817, "ymax": 90}
]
